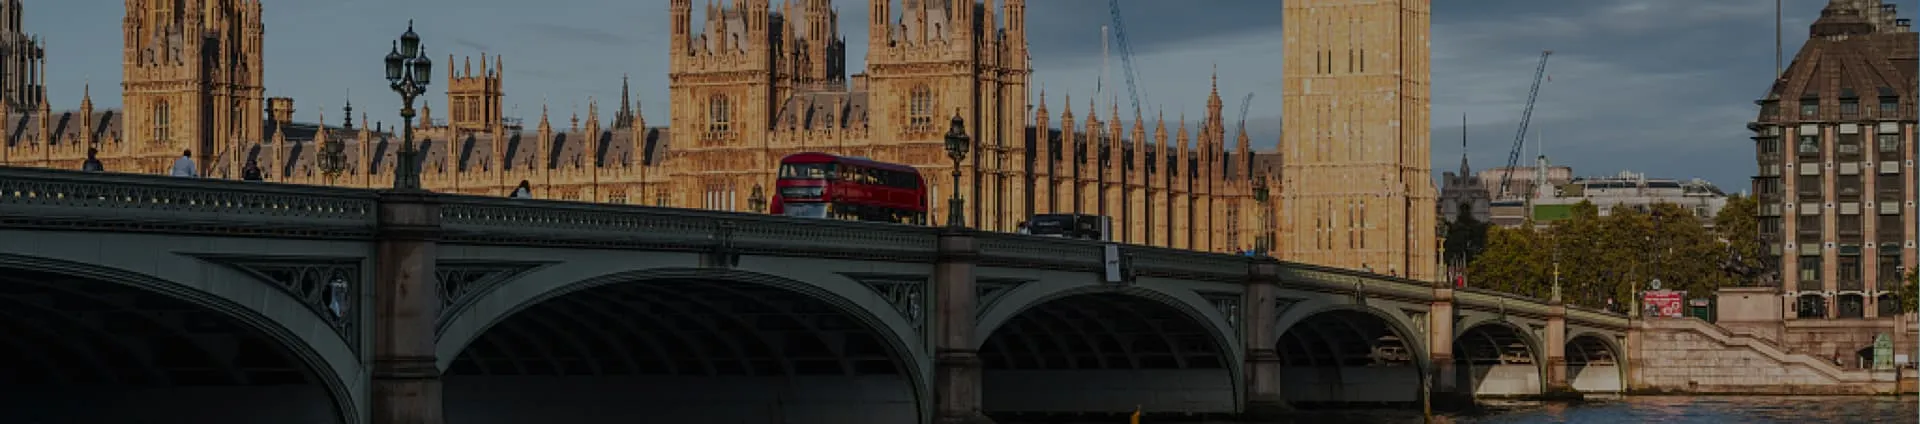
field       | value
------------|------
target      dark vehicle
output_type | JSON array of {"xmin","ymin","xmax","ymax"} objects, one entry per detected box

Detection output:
[
  {"xmin": 1022, "ymin": 213, "xmax": 1112, "ymax": 241},
  {"xmin": 770, "ymin": 152, "xmax": 928, "ymax": 224}
]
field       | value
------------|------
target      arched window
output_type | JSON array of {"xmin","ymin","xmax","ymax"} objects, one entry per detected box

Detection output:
[
  {"xmin": 153, "ymin": 100, "xmax": 171, "ymax": 143},
  {"xmin": 908, "ymin": 84, "xmax": 933, "ymax": 131},
  {"xmin": 707, "ymin": 94, "xmax": 731, "ymax": 137}
]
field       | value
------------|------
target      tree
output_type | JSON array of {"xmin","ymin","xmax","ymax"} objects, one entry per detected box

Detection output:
[
  {"xmin": 1468, "ymin": 220, "xmax": 1551, "ymax": 297},
  {"xmin": 1467, "ymin": 200, "xmax": 1736, "ymax": 308},
  {"xmin": 1444, "ymin": 202, "xmax": 1490, "ymax": 266},
  {"xmin": 1714, "ymin": 195, "xmax": 1765, "ymax": 285},
  {"xmin": 1902, "ymin": 269, "xmax": 1918, "ymax": 314}
]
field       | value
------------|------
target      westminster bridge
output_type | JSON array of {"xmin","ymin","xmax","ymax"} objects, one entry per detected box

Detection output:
[{"xmin": 0, "ymin": 166, "xmax": 1629, "ymax": 424}]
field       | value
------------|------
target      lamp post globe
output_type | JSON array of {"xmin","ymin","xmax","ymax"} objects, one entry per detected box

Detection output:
[
  {"xmin": 384, "ymin": 42, "xmax": 404, "ymax": 82},
  {"xmin": 942, "ymin": 113, "xmax": 971, "ymax": 228},
  {"xmin": 400, "ymin": 20, "xmax": 420, "ymax": 57},
  {"xmin": 411, "ymin": 50, "xmax": 432, "ymax": 85}
]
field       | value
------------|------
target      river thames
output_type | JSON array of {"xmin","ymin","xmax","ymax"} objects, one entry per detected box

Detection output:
[{"xmin": 1002, "ymin": 396, "xmax": 1918, "ymax": 423}]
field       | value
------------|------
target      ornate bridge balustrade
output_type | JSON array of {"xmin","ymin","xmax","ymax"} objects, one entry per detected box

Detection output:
[{"xmin": 0, "ymin": 167, "xmax": 1631, "ymax": 424}]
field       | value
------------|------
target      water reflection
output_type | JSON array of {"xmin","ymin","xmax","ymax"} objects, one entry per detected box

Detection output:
[{"xmin": 995, "ymin": 396, "xmax": 1918, "ymax": 424}]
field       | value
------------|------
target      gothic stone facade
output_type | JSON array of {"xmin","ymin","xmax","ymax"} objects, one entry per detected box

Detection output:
[
  {"xmin": 1279, "ymin": 0, "xmax": 1440, "ymax": 281},
  {"xmin": 0, "ymin": 0, "xmax": 1466, "ymax": 259}
]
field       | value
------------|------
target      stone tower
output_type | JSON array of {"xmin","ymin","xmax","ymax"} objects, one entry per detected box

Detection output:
[
  {"xmin": 0, "ymin": 0, "xmax": 43, "ymax": 109},
  {"xmin": 123, "ymin": 0, "xmax": 266, "ymax": 177},
  {"xmin": 1279, "ymin": 0, "xmax": 1437, "ymax": 280},
  {"xmin": 866, "ymin": 0, "xmax": 1031, "ymax": 229},
  {"xmin": 446, "ymin": 53, "xmax": 504, "ymax": 133}
]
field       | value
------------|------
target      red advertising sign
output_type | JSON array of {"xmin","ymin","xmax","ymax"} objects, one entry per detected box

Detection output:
[{"xmin": 1642, "ymin": 290, "xmax": 1684, "ymax": 318}]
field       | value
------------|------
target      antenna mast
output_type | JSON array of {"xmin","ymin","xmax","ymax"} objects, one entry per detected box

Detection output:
[{"xmin": 1776, "ymin": 0, "xmax": 1783, "ymax": 78}]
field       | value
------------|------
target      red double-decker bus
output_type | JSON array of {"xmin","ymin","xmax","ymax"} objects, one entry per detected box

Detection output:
[{"xmin": 771, "ymin": 152, "xmax": 928, "ymax": 225}]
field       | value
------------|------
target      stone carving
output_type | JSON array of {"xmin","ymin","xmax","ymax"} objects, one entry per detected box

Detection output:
[
  {"xmin": 1201, "ymin": 292, "xmax": 1243, "ymax": 330},
  {"xmin": 840, "ymin": 273, "xmax": 928, "ymax": 332},
  {"xmin": 436, "ymin": 261, "xmax": 549, "ymax": 311},
  {"xmin": 192, "ymin": 254, "xmax": 363, "ymax": 349}
]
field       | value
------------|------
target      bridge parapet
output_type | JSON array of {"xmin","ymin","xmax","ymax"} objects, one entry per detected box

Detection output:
[
  {"xmin": 1456, "ymin": 288, "xmax": 1555, "ymax": 319},
  {"xmin": 1275, "ymin": 263, "xmax": 1434, "ymax": 301},
  {"xmin": 0, "ymin": 166, "xmax": 378, "ymax": 238},
  {"xmin": 435, "ymin": 194, "xmax": 940, "ymax": 260},
  {"xmin": 974, "ymin": 231, "xmax": 1104, "ymax": 269},
  {"xmin": 1566, "ymin": 306, "xmax": 1631, "ymax": 329}
]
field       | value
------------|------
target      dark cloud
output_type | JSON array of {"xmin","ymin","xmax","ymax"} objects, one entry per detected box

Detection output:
[
  {"xmin": 1023, "ymin": 0, "xmax": 1283, "ymax": 65},
  {"xmin": 453, "ymin": 38, "xmax": 492, "ymax": 52},
  {"xmin": 520, "ymin": 22, "xmax": 631, "ymax": 47}
]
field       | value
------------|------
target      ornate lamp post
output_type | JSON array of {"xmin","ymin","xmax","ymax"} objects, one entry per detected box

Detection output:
[
  {"xmin": 942, "ymin": 113, "xmax": 972, "ymax": 228},
  {"xmin": 318, "ymin": 103, "xmax": 352, "ymax": 186},
  {"xmin": 748, "ymin": 183, "xmax": 767, "ymax": 214},
  {"xmin": 1253, "ymin": 176, "xmax": 1272, "ymax": 256},
  {"xmin": 383, "ymin": 20, "xmax": 433, "ymax": 190}
]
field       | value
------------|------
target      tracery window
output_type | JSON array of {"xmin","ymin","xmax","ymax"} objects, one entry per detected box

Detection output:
[
  {"xmin": 707, "ymin": 94, "xmax": 731, "ymax": 137},
  {"xmin": 909, "ymin": 84, "xmax": 933, "ymax": 131},
  {"xmin": 154, "ymin": 101, "xmax": 172, "ymax": 143}
]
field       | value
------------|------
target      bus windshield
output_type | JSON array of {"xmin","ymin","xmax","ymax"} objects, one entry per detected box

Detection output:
[{"xmin": 779, "ymin": 162, "xmax": 835, "ymax": 179}]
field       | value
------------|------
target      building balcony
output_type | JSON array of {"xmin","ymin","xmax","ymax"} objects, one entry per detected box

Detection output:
[{"xmin": 1797, "ymin": 278, "xmax": 1824, "ymax": 292}]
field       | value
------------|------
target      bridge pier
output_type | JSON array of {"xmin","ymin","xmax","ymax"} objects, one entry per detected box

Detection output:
[
  {"xmin": 1426, "ymin": 281, "xmax": 1473, "ymax": 409},
  {"xmin": 1242, "ymin": 260, "xmax": 1289, "ymax": 417},
  {"xmin": 934, "ymin": 229, "xmax": 994, "ymax": 424},
  {"xmin": 371, "ymin": 191, "xmax": 446, "ymax": 424},
  {"xmin": 1544, "ymin": 302, "xmax": 1572, "ymax": 394}
]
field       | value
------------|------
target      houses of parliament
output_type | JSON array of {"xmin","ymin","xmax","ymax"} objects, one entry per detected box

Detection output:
[{"xmin": 0, "ymin": 0, "xmax": 1438, "ymax": 281}]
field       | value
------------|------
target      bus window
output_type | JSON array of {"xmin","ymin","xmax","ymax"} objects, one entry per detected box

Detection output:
[
  {"xmin": 780, "ymin": 163, "xmax": 835, "ymax": 179},
  {"xmin": 782, "ymin": 202, "xmax": 829, "ymax": 218}
]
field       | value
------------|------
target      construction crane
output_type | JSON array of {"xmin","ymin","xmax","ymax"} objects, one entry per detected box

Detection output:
[
  {"xmin": 1236, "ymin": 93, "xmax": 1254, "ymax": 176},
  {"xmin": 1495, "ymin": 50, "xmax": 1553, "ymax": 200},
  {"xmin": 1107, "ymin": 0, "xmax": 1147, "ymax": 118}
]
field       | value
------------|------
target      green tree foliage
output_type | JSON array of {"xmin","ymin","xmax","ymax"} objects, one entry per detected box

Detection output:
[
  {"xmin": 1902, "ymin": 269, "xmax": 1918, "ymax": 314},
  {"xmin": 1466, "ymin": 200, "xmax": 1735, "ymax": 308},
  {"xmin": 1714, "ymin": 195, "xmax": 1765, "ymax": 285},
  {"xmin": 1443, "ymin": 202, "xmax": 1490, "ymax": 266}
]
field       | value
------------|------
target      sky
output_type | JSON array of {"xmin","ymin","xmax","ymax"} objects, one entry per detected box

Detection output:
[{"xmin": 25, "ymin": 0, "xmax": 1895, "ymax": 191}]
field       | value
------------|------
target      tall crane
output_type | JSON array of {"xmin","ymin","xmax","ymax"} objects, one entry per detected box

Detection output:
[
  {"xmin": 1236, "ymin": 92, "xmax": 1254, "ymax": 176},
  {"xmin": 1495, "ymin": 50, "xmax": 1553, "ymax": 200},
  {"xmin": 1107, "ymin": 0, "xmax": 1147, "ymax": 118}
]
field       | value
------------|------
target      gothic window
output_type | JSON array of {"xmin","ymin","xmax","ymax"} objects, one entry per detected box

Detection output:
[
  {"xmin": 154, "ymin": 101, "xmax": 171, "ymax": 142},
  {"xmin": 909, "ymin": 85, "xmax": 933, "ymax": 131},
  {"xmin": 707, "ymin": 94, "xmax": 731, "ymax": 136}
]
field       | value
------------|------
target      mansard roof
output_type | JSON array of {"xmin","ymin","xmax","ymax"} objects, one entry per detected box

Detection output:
[
  {"xmin": 3, "ymin": 110, "xmax": 122, "ymax": 147},
  {"xmin": 774, "ymin": 87, "xmax": 869, "ymax": 130},
  {"xmin": 268, "ymin": 124, "xmax": 671, "ymax": 178}
]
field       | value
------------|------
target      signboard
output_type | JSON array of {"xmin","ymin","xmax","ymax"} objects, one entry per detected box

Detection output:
[
  {"xmin": 1103, "ymin": 244, "xmax": 1123, "ymax": 284},
  {"xmin": 1641, "ymin": 290, "xmax": 1684, "ymax": 318}
]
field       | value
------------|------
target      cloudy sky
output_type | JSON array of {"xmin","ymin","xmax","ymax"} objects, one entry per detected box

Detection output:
[{"xmin": 27, "ymin": 0, "xmax": 1884, "ymax": 190}]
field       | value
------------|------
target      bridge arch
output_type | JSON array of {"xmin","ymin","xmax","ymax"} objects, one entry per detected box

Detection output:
[
  {"xmin": 974, "ymin": 281, "xmax": 1242, "ymax": 415},
  {"xmin": 1565, "ymin": 331, "xmax": 1625, "ymax": 393},
  {"xmin": 1273, "ymin": 302, "xmax": 1429, "ymax": 406},
  {"xmin": 436, "ymin": 266, "xmax": 929, "ymax": 424},
  {"xmin": 1452, "ymin": 319, "xmax": 1544, "ymax": 397},
  {"xmin": 0, "ymin": 253, "xmax": 359, "ymax": 424}
]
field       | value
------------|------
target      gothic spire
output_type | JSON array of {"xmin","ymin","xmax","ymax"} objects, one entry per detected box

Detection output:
[{"xmin": 615, "ymin": 73, "xmax": 634, "ymax": 129}]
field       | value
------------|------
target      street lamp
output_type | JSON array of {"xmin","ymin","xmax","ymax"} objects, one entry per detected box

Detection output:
[
  {"xmin": 383, "ymin": 20, "xmax": 433, "ymax": 190},
  {"xmin": 942, "ymin": 112, "xmax": 971, "ymax": 228},
  {"xmin": 748, "ymin": 183, "xmax": 767, "ymax": 214},
  {"xmin": 318, "ymin": 102, "xmax": 351, "ymax": 185}
]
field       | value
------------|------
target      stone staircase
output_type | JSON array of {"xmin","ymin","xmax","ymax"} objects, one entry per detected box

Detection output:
[{"xmin": 1631, "ymin": 318, "xmax": 1897, "ymax": 395}]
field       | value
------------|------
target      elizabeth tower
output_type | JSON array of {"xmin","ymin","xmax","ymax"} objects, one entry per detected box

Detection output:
[
  {"xmin": 1279, "ymin": 0, "xmax": 1437, "ymax": 280},
  {"xmin": 122, "ymin": 0, "xmax": 265, "ymax": 176}
]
